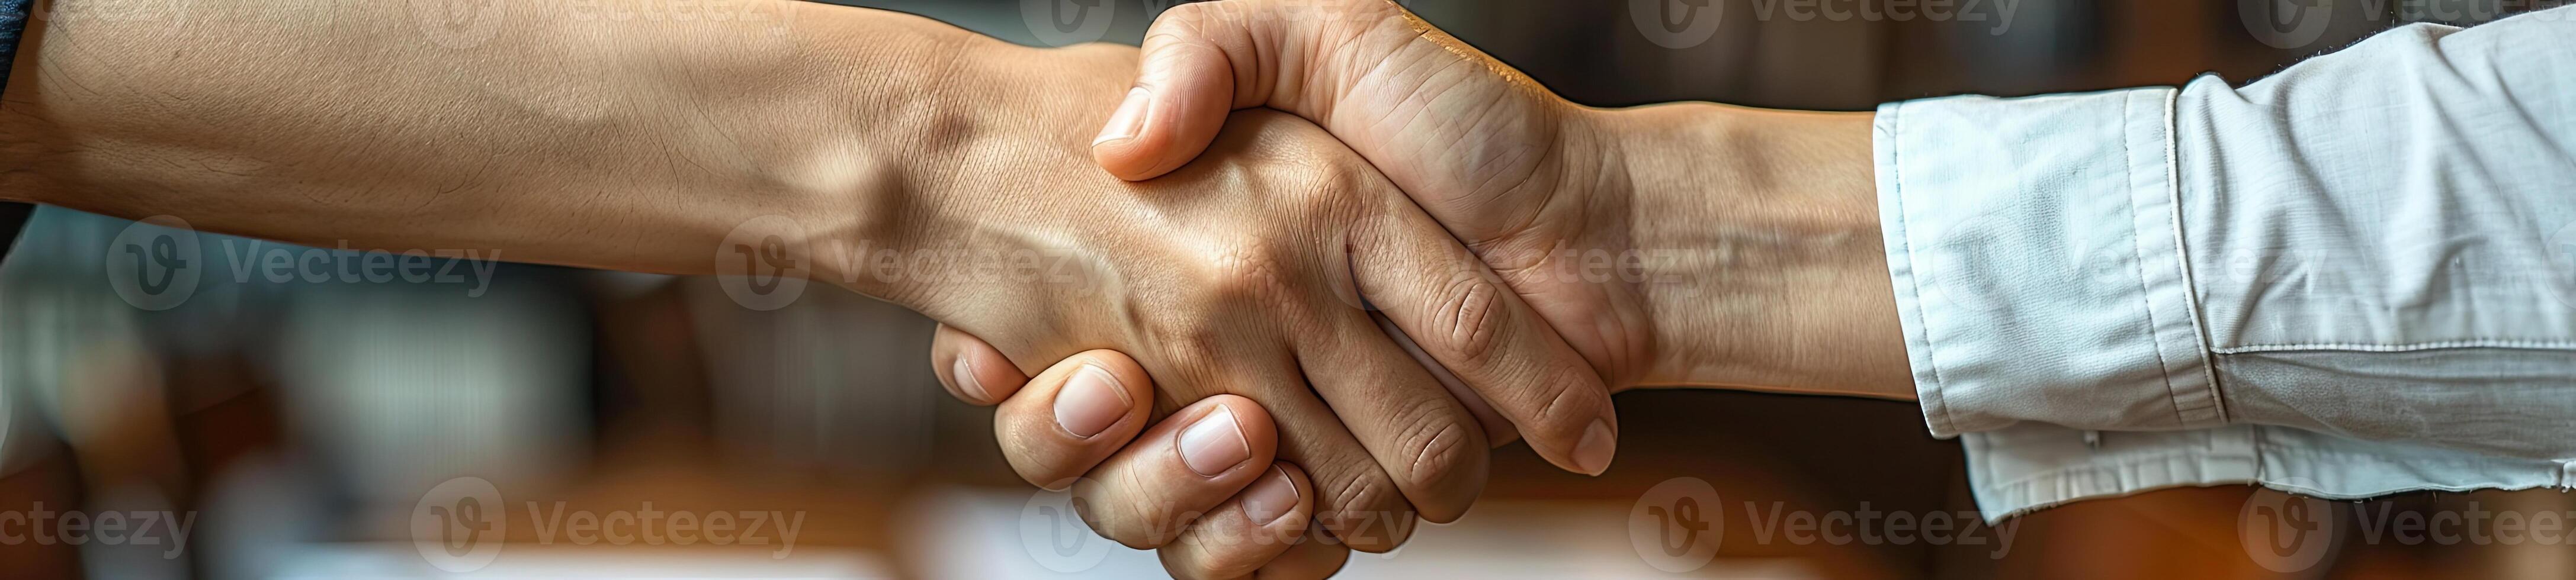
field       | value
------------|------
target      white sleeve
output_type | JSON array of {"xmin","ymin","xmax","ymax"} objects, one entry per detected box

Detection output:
[{"xmin": 1875, "ymin": 8, "xmax": 2576, "ymax": 459}]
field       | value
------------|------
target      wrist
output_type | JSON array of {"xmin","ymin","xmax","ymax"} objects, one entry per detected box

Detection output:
[
  {"xmin": 1600, "ymin": 104, "xmax": 1914, "ymax": 398},
  {"xmin": 811, "ymin": 37, "xmax": 1143, "ymax": 310}
]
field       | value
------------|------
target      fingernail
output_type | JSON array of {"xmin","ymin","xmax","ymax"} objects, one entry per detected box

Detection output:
[
  {"xmin": 1574, "ymin": 418, "xmax": 1616, "ymax": 475},
  {"xmin": 1240, "ymin": 466, "xmax": 1301, "ymax": 525},
  {"xmin": 1092, "ymin": 87, "xmax": 1152, "ymax": 147},
  {"xmin": 1178, "ymin": 405, "xmax": 1252, "ymax": 476},
  {"xmin": 952, "ymin": 357, "xmax": 990, "ymax": 402},
  {"xmin": 1053, "ymin": 365, "xmax": 1130, "ymax": 438}
]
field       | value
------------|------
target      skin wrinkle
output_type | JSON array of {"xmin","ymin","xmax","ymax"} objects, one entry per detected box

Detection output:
[
  {"xmin": 1401, "ymin": 415, "xmax": 1465, "ymax": 486},
  {"xmin": 1436, "ymin": 273, "xmax": 1502, "ymax": 362},
  {"xmin": 1521, "ymin": 365, "xmax": 1591, "ymax": 439},
  {"xmin": 1317, "ymin": 463, "xmax": 1398, "ymax": 545},
  {"xmin": 1323, "ymin": 9, "xmax": 1427, "ymax": 131}
]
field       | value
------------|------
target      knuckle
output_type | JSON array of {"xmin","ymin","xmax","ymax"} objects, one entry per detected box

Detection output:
[
  {"xmin": 1396, "ymin": 411, "xmax": 1474, "ymax": 494},
  {"xmin": 1430, "ymin": 274, "xmax": 1507, "ymax": 364},
  {"xmin": 1313, "ymin": 467, "xmax": 1407, "ymax": 544},
  {"xmin": 1523, "ymin": 371, "xmax": 1597, "ymax": 437}
]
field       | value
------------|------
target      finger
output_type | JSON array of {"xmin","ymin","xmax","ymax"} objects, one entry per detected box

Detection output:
[
  {"xmin": 1251, "ymin": 382, "xmax": 1422, "ymax": 553},
  {"xmin": 1143, "ymin": 327, "xmax": 1423, "ymax": 554},
  {"xmin": 1253, "ymin": 527, "xmax": 1352, "ymax": 579},
  {"xmin": 1155, "ymin": 462, "xmax": 1314, "ymax": 579},
  {"xmin": 1091, "ymin": 15, "xmax": 1237, "ymax": 181},
  {"xmin": 993, "ymin": 349, "xmax": 1156, "ymax": 489},
  {"xmin": 1090, "ymin": 0, "xmax": 1440, "ymax": 182},
  {"xmin": 931, "ymin": 323, "xmax": 1031, "ymax": 406},
  {"xmin": 1072, "ymin": 395, "xmax": 1279, "ymax": 549},
  {"xmin": 1350, "ymin": 211, "xmax": 1620, "ymax": 476},
  {"xmin": 1295, "ymin": 315, "xmax": 1490, "ymax": 523},
  {"xmin": 1373, "ymin": 311, "xmax": 1519, "ymax": 446}
]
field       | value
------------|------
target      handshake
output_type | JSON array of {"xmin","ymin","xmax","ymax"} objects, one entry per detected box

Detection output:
[
  {"xmin": 0, "ymin": 1, "xmax": 1908, "ymax": 577},
  {"xmin": 20, "ymin": 1, "xmax": 2562, "ymax": 575},
  {"xmin": 897, "ymin": 1, "xmax": 1909, "ymax": 576}
]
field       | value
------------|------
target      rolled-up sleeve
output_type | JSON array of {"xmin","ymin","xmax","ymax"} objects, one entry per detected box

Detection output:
[
  {"xmin": 1876, "ymin": 7, "xmax": 2576, "ymax": 518},
  {"xmin": 1876, "ymin": 86, "xmax": 2223, "ymax": 437}
]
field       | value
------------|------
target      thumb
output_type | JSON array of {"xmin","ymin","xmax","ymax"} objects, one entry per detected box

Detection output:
[{"xmin": 1089, "ymin": 1, "xmax": 1291, "ymax": 181}]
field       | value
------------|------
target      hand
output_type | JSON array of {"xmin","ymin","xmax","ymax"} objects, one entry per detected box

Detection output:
[
  {"xmin": 1091, "ymin": 0, "xmax": 1914, "ymax": 397},
  {"xmin": 933, "ymin": 326, "xmax": 1349, "ymax": 579},
  {"xmin": 833, "ymin": 41, "xmax": 1621, "ymax": 550}
]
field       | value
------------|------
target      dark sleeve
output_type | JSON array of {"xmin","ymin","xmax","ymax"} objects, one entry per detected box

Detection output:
[{"xmin": 0, "ymin": 0, "xmax": 34, "ymax": 260}]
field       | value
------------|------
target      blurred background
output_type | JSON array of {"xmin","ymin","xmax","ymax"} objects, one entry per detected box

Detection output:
[{"xmin": 4, "ymin": 0, "xmax": 2569, "ymax": 578}]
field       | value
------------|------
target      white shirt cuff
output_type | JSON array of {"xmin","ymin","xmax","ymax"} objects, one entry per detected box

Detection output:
[{"xmin": 1874, "ymin": 88, "xmax": 2224, "ymax": 437}]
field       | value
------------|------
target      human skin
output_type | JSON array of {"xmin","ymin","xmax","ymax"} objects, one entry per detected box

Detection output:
[
  {"xmin": 934, "ymin": 331, "xmax": 1353, "ymax": 578},
  {"xmin": 937, "ymin": 1, "xmax": 1917, "ymax": 576},
  {"xmin": 1090, "ymin": 0, "xmax": 1913, "ymax": 397},
  {"xmin": 0, "ymin": 0, "xmax": 1615, "ymax": 571}
]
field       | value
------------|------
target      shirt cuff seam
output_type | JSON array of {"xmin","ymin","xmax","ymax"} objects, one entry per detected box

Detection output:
[
  {"xmin": 2126, "ymin": 88, "xmax": 2227, "ymax": 428},
  {"xmin": 2159, "ymin": 87, "xmax": 2228, "ymax": 426},
  {"xmin": 1877, "ymin": 100, "xmax": 1961, "ymax": 437}
]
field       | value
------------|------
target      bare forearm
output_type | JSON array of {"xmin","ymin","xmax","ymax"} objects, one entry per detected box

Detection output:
[
  {"xmin": 1606, "ymin": 104, "xmax": 1915, "ymax": 398},
  {"xmin": 0, "ymin": 0, "xmax": 969, "ymax": 277}
]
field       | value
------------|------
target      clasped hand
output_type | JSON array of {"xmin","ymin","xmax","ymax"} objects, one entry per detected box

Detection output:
[{"xmin": 892, "ymin": 1, "xmax": 1899, "ymax": 578}]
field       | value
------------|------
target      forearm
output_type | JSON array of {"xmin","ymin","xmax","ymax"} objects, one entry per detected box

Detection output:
[
  {"xmin": 1603, "ymin": 104, "xmax": 1914, "ymax": 398},
  {"xmin": 0, "ymin": 0, "xmax": 965, "ymax": 278}
]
